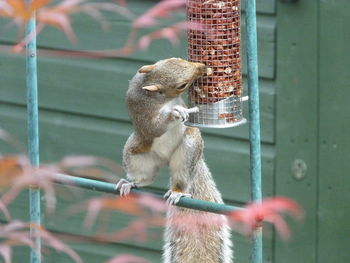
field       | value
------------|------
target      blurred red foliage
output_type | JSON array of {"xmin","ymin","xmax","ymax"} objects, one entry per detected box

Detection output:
[
  {"xmin": 103, "ymin": 254, "xmax": 149, "ymax": 263},
  {"xmin": 0, "ymin": 0, "xmax": 133, "ymax": 52},
  {"xmin": 0, "ymin": 220, "xmax": 82, "ymax": 263},
  {"xmin": 230, "ymin": 197, "xmax": 304, "ymax": 240},
  {"xmin": 0, "ymin": 0, "xmax": 192, "ymax": 57},
  {"xmin": 0, "ymin": 1, "xmax": 305, "ymax": 261}
]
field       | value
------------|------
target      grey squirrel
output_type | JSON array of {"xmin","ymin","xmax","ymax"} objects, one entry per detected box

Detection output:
[{"xmin": 116, "ymin": 58, "xmax": 233, "ymax": 263}]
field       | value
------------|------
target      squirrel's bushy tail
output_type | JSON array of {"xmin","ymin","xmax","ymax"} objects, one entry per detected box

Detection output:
[{"xmin": 163, "ymin": 160, "xmax": 233, "ymax": 263}]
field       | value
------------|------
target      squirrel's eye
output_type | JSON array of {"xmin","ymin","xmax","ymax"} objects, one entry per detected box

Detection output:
[{"xmin": 177, "ymin": 84, "xmax": 187, "ymax": 90}]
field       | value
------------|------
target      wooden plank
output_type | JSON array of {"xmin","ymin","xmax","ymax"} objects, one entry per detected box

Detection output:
[
  {"xmin": 241, "ymin": 15, "xmax": 276, "ymax": 79},
  {"xmin": 5, "ymin": 189, "xmax": 273, "ymax": 263},
  {"xmin": 318, "ymin": 1, "xmax": 350, "ymax": 262},
  {"xmin": 255, "ymin": 0, "xmax": 275, "ymax": 14},
  {"xmin": 0, "ymin": 103, "xmax": 274, "ymax": 261},
  {"xmin": 0, "ymin": 14, "xmax": 276, "ymax": 79},
  {"xmin": 0, "ymin": 103, "xmax": 274, "ymax": 203},
  {"xmin": 0, "ymin": 52, "xmax": 275, "ymax": 143},
  {"xmin": 134, "ymin": 0, "xmax": 276, "ymax": 15},
  {"xmin": 275, "ymin": 1, "xmax": 319, "ymax": 263},
  {"xmin": 110, "ymin": 0, "xmax": 276, "ymax": 16},
  {"xmin": 11, "ymin": 239, "xmax": 162, "ymax": 263}
]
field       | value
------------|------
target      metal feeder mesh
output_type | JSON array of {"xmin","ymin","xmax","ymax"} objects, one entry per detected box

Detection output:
[{"xmin": 186, "ymin": 0, "xmax": 245, "ymax": 128}]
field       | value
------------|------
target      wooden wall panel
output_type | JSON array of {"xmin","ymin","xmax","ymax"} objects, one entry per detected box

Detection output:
[
  {"xmin": 318, "ymin": 1, "xmax": 350, "ymax": 262},
  {"xmin": 0, "ymin": 15, "xmax": 276, "ymax": 79},
  {"xmin": 0, "ymin": 54, "xmax": 275, "ymax": 143},
  {"xmin": 4, "ymin": 189, "xmax": 274, "ymax": 263},
  {"xmin": 275, "ymin": 1, "xmax": 319, "ymax": 263},
  {"xmin": 0, "ymin": 0, "xmax": 277, "ymax": 262},
  {"xmin": 0, "ymin": 103, "xmax": 274, "ymax": 203}
]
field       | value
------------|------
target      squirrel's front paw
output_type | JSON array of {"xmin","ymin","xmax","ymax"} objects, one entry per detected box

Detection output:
[
  {"xmin": 171, "ymin": 105, "xmax": 189, "ymax": 122},
  {"xmin": 115, "ymin": 178, "xmax": 135, "ymax": 196},
  {"xmin": 164, "ymin": 190, "xmax": 192, "ymax": 205}
]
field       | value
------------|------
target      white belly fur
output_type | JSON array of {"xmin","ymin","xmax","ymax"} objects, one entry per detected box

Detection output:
[
  {"xmin": 151, "ymin": 98, "xmax": 185, "ymax": 161},
  {"xmin": 151, "ymin": 121, "xmax": 184, "ymax": 161}
]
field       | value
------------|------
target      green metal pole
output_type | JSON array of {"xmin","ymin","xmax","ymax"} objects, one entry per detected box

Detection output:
[
  {"xmin": 245, "ymin": 0, "xmax": 263, "ymax": 263},
  {"xmin": 25, "ymin": 2, "xmax": 41, "ymax": 262},
  {"xmin": 52, "ymin": 173, "xmax": 242, "ymax": 215}
]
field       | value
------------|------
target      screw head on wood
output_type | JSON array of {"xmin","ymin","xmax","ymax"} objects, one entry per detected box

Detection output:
[{"xmin": 291, "ymin": 159, "xmax": 307, "ymax": 180}]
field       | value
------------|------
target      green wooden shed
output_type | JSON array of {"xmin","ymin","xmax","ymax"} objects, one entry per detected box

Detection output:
[{"xmin": 0, "ymin": 0, "xmax": 349, "ymax": 262}]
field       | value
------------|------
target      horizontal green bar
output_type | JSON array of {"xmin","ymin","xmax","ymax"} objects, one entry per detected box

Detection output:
[{"xmin": 52, "ymin": 173, "xmax": 242, "ymax": 215}]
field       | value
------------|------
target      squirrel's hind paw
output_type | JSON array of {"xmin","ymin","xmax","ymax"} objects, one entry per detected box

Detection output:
[
  {"xmin": 164, "ymin": 190, "xmax": 192, "ymax": 205},
  {"xmin": 115, "ymin": 178, "xmax": 135, "ymax": 196}
]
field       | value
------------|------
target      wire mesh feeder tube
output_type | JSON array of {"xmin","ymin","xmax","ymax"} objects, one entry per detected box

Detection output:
[{"xmin": 186, "ymin": 0, "xmax": 246, "ymax": 128}]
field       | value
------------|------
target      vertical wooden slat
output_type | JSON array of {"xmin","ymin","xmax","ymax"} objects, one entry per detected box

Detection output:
[
  {"xmin": 275, "ymin": 1, "xmax": 319, "ymax": 262},
  {"xmin": 318, "ymin": 0, "xmax": 350, "ymax": 262}
]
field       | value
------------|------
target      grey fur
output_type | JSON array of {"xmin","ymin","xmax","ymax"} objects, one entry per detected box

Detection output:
[{"xmin": 121, "ymin": 58, "xmax": 233, "ymax": 263}]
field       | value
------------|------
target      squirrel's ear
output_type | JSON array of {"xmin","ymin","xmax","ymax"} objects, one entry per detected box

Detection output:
[
  {"xmin": 138, "ymin": 64, "xmax": 155, "ymax": 73},
  {"xmin": 142, "ymin": 85, "xmax": 160, "ymax": 92}
]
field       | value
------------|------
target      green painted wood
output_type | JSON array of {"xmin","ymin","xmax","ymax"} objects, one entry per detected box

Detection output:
[
  {"xmin": 0, "ymin": 103, "xmax": 275, "ymax": 261},
  {"xmin": 0, "ymin": 103, "xmax": 274, "ymax": 203},
  {"xmin": 0, "ymin": 1, "xmax": 277, "ymax": 261},
  {"xmin": 243, "ymin": 0, "xmax": 275, "ymax": 14},
  {"xmin": 275, "ymin": 1, "xmax": 319, "ymax": 263},
  {"xmin": 0, "ymin": 53, "xmax": 275, "ymax": 144},
  {"xmin": 4, "ymin": 189, "xmax": 273, "ymax": 263},
  {"xmin": 12, "ymin": 239, "xmax": 162, "ymax": 263},
  {"xmin": 0, "ymin": 14, "xmax": 276, "ymax": 79},
  {"xmin": 241, "ymin": 15, "xmax": 276, "ymax": 80},
  {"xmin": 110, "ymin": 0, "xmax": 276, "ymax": 16},
  {"xmin": 318, "ymin": 1, "xmax": 350, "ymax": 262}
]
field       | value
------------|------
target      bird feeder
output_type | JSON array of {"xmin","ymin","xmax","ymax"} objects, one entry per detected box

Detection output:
[{"xmin": 186, "ymin": 0, "xmax": 247, "ymax": 128}]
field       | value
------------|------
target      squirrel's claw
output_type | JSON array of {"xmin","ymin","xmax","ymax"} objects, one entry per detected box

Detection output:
[
  {"xmin": 164, "ymin": 190, "xmax": 192, "ymax": 205},
  {"xmin": 115, "ymin": 178, "xmax": 135, "ymax": 196},
  {"xmin": 172, "ymin": 105, "xmax": 189, "ymax": 122}
]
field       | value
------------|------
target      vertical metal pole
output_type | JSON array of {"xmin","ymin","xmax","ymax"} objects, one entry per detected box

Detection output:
[
  {"xmin": 25, "ymin": 1, "xmax": 41, "ymax": 262},
  {"xmin": 245, "ymin": 0, "xmax": 263, "ymax": 263}
]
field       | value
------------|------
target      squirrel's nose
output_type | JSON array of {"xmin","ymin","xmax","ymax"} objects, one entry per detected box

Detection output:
[{"xmin": 191, "ymin": 62, "xmax": 208, "ymax": 76}]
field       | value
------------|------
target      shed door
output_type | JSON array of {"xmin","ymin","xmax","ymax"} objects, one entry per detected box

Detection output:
[{"xmin": 276, "ymin": 1, "xmax": 350, "ymax": 263}]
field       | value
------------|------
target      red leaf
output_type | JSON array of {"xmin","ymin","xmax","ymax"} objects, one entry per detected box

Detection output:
[
  {"xmin": 6, "ymin": 0, "xmax": 29, "ymax": 20},
  {"xmin": 104, "ymin": 254, "xmax": 149, "ymax": 263},
  {"xmin": 30, "ymin": 0, "xmax": 53, "ymax": 11},
  {"xmin": 1, "ymin": 0, "xmax": 134, "ymax": 50},
  {"xmin": 0, "ymin": 163, "xmax": 58, "ymax": 214},
  {"xmin": 36, "ymin": 226, "xmax": 82, "ymax": 263},
  {"xmin": 59, "ymin": 155, "xmax": 122, "ymax": 175},
  {"xmin": 133, "ymin": 0, "xmax": 185, "ymax": 29},
  {"xmin": 0, "ymin": 201, "xmax": 11, "ymax": 221},
  {"xmin": 83, "ymin": 195, "xmax": 144, "ymax": 228},
  {"xmin": 137, "ymin": 22, "xmax": 186, "ymax": 50},
  {"xmin": 168, "ymin": 212, "xmax": 226, "ymax": 236},
  {"xmin": 0, "ymin": 156, "xmax": 23, "ymax": 187},
  {"xmin": 114, "ymin": 0, "xmax": 127, "ymax": 7},
  {"xmin": 37, "ymin": 10, "xmax": 77, "ymax": 43},
  {"xmin": 60, "ymin": 155, "xmax": 101, "ymax": 168},
  {"xmin": 229, "ymin": 197, "xmax": 303, "ymax": 240},
  {"xmin": 0, "ymin": 128, "xmax": 24, "ymax": 152},
  {"xmin": 0, "ymin": 245, "xmax": 11, "ymax": 263},
  {"xmin": 136, "ymin": 193, "xmax": 167, "ymax": 213},
  {"xmin": 138, "ymin": 35, "xmax": 151, "ymax": 50}
]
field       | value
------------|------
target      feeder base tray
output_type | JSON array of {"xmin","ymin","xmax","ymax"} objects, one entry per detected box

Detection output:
[
  {"xmin": 185, "ymin": 96, "xmax": 246, "ymax": 128},
  {"xmin": 185, "ymin": 118, "xmax": 247, "ymax": 129}
]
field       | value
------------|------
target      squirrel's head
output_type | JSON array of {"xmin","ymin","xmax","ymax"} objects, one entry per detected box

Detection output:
[{"xmin": 137, "ymin": 58, "xmax": 209, "ymax": 98}]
